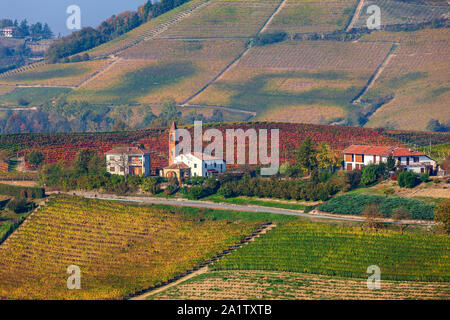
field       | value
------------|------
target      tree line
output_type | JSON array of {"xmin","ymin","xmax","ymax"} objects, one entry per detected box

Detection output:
[
  {"xmin": 46, "ymin": 0, "xmax": 192, "ymax": 63},
  {"xmin": 0, "ymin": 19, "xmax": 53, "ymax": 40}
]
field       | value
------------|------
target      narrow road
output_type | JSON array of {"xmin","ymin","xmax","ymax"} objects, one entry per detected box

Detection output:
[{"xmin": 53, "ymin": 191, "xmax": 433, "ymax": 226}]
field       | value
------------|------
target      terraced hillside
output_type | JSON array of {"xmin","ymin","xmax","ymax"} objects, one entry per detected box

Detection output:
[
  {"xmin": 68, "ymin": 40, "xmax": 246, "ymax": 104},
  {"xmin": 264, "ymin": 0, "xmax": 358, "ymax": 34},
  {"xmin": 192, "ymin": 41, "xmax": 393, "ymax": 123},
  {"xmin": 359, "ymin": 28, "xmax": 450, "ymax": 130},
  {"xmin": 0, "ymin": 0, "xmax": 448, "ymax": 131},
  {"xmin": 0, "ymin": 196, "xmax": 261, "ymax": 299},
  {"xmin": 353, "ymin": 0, "xmax": 449, "ymax": 29}
]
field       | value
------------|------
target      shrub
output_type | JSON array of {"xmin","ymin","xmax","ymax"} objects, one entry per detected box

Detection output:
[
  {"xmin": 255, "ymin": 31, "xmax": 288, "ymax": 46},
  {"xmin": 7, "ymin": 197, "xmax": 31, "ymax": 213},
  {"xmin": 140, "ymin": 177, "xmax": 160, "ymax": 194},
  {"xmin": 0, "ymin": 184, "xmax": 45, "ymax": 199},
  {"xmin": 397, "ymin": 170, "xmax": 419, "ymax": 188},
  {"xmin": 164, "ymin": 185, "xmax": 177, "ymax": 196},
  {"xmin": 434, "ymin": 199, "xmax": 450, "ymax": 234},
  {"xmin": 188, "ymin": 186, "xmax": 208, "ymax": 200},
  {"xmin": 218, "ymin": 185, "xmax": 233, "ymax": 198},
  {"xmin": 27, "ymin": 150, "xmax": 45, "ymax": 167},
  {"xmin": 319, "ymin": 193, "xmax": 434, "ymax": 220},
  {"xmin": 419, "ymin": 173, "xmax": 430, "ymax": 182}
]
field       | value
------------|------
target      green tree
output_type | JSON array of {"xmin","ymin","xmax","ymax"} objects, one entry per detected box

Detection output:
[
  {"xmin": 397, "ymin": 171, "xmax": 419, "ymax": 188},
  {"xmin": 27, "ymin": 151, "xmax": 45, "ymax": 167},
  {"xmin": 160, "ymin": 97, "xmax": 181, "ymax": 122},
  {"xmin": 386, "ymin": 155, "xmax": 396, "ymax": 172},
  {"xmin": 141, "ymin": 177, "xmax": 160, "ymax": 194},
  {"xmin": 361, "ymin": 164, "xmax": 378, "ymax": 186},
  {"xmin": 316, "ymin": 142, "xmax": 337, "ymax": 169},
  {"xmin": 73, "ymin": 149, "xmax": 96, "ymax": 175},
  {"xmin": 295, "ymin": 137, "xmax": 317, "ymax": 173}
]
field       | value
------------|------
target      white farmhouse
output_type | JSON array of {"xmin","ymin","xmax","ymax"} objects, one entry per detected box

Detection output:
[
  {"xmin": 105, "ymin": 146, "xmax": 151, "ymax": 177},
  {"xmin": 173, "ymin": 152, "xmax": 226, "ymax": 177},
  {"xmin": 343, "ymin": 145, "xmax": 436, "ymax": 174},
  {"xmin": 162, "ymin": 122, "xmax": 226, "ymax": 182}
]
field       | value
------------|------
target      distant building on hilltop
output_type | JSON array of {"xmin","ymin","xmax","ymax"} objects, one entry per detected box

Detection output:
[
  {"xmin": 343, "ymin": 145, "xmax": 436, "ymax": 174},
  {"xmin": 0, "ymin": 27, "xmax": 15, "ymax": 38},
  {"xmin": 162, "ymin": 122, "xmax": 226, "ymax": 182},
  {"xmin": 105, "ymin": 146, "xmax": 151, "ymax": 177}
]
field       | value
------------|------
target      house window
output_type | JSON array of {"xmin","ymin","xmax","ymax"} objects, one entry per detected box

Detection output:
[
  {"xmin": 413, "ymin": 157, "xmax": 419, "ymax": 163},
  {"xmin": 120, "ymin": 167, "xmax": 124, "ymax": 172},
  {"xmin": 398, "ymin": 157, "xmax": 402, "ymax": 162},
  {"xmin": 214, "ymin": 163, "xmax": 216, "ymax": 168},
  {"xmin": 204, "ymin": 163, "xmax": 207, "ymax": 168},
  {"xmin": 194, "ymin": 164, "xmax": 197, "ymax": 168},
  {"xmin": 110, "ymin": 167, "xmax": 115, "ymax": 172}
]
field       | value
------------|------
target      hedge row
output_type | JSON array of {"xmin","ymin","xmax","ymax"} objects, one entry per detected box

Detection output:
[
  {"xmin": 0, "ymin": 183, "xmax": 45, "ymax": 199},
  {"xmin": 319, "ymin": 193, "xmax": 434, "ymax": 220}
]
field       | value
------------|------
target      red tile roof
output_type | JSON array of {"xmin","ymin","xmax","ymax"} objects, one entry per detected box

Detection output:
[
  {"xmin": 165, "ymin": 162, "xmax": 190, "ymax": 170},
  {"xmin": 342, "ymin": 145, "xmax": 426, "ymax": 157},
  {"xmin": 105, "ymin": 146, "xmax": 151, "ymax": 155},
  {"xmin": 342, "ymin": 145, "xmax": 392, "ymax": 155}
]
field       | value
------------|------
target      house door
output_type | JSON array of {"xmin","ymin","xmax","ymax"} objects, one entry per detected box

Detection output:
[{"xmin": 406, "ymin": 157, "xmax": 410, "ymax": 165}]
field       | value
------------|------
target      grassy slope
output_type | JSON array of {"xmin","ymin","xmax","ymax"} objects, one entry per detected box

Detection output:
[
  {"xmin": 0, "ymin": 87, "xmax": 71, "ymax": 107},
  {"xmin": 0, "ymin": 60, "xmax": 110, "ymax": 86}
]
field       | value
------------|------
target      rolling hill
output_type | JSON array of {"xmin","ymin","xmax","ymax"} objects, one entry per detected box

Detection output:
[{"xmin": 0, "ymin": 0, "xmax": 448, "ymax": 132}]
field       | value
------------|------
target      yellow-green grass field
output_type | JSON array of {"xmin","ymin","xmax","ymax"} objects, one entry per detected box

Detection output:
[
  {"xmin": 70, "ymin": 40, "xmax": 246, "ymax": 104},
  {"xmin": 150, "ymin": 270, "xmax": 450, "ymax": 300},
  {"xmin": 0, "ymin": 196, "xmax": 261, "ymax": 299},
  {"xmin": 363, "ymin": 33, "xmax": 450, "ymax": 130},
  {"xmin": 0, "ymin": 60, "xmax": 110, "ymax": 87},
  {"xmin": 0, "ymin": 87, "xmax": 72, "ymax": 107},
  {"xmin": 265, "ymin": 0, "xmax": 357, "ymax": 34},
  {"xmin": 156, "ymin": 0, "xmax": 280, "ymax": 38}
]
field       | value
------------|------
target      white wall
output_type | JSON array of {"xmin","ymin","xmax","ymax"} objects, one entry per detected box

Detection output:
[{"xmin": 174, "ymin": 154, "xmax": 226, "ymax": 177}]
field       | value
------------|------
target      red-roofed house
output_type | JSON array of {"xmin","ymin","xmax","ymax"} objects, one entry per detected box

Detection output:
[
  {"xmin": 105, "ymin": 146, "xmax": 151, "ymax": 176},
  {"xmin": 343, "ymin": 145, "xmax": 436, "ymax": 174}
]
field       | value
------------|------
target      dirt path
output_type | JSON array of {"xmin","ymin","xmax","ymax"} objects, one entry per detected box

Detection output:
[
  {"xmin": 259, "ymin": 0, "xmax": 288, "ymax": 34},
  {"xmin": 130, "ymin": 223, "xmax": 277, "ymax": 300},
  {"xmin": 76, "ymin": 56, "xmax": 120, "ymax": 89},
  {"xmin": 346, "ymin": 0, "xmax": 365, "ymax": 32},
  {"xmin": 352, "ymin": 43, "xmax": 398, "ymax": 103}
]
